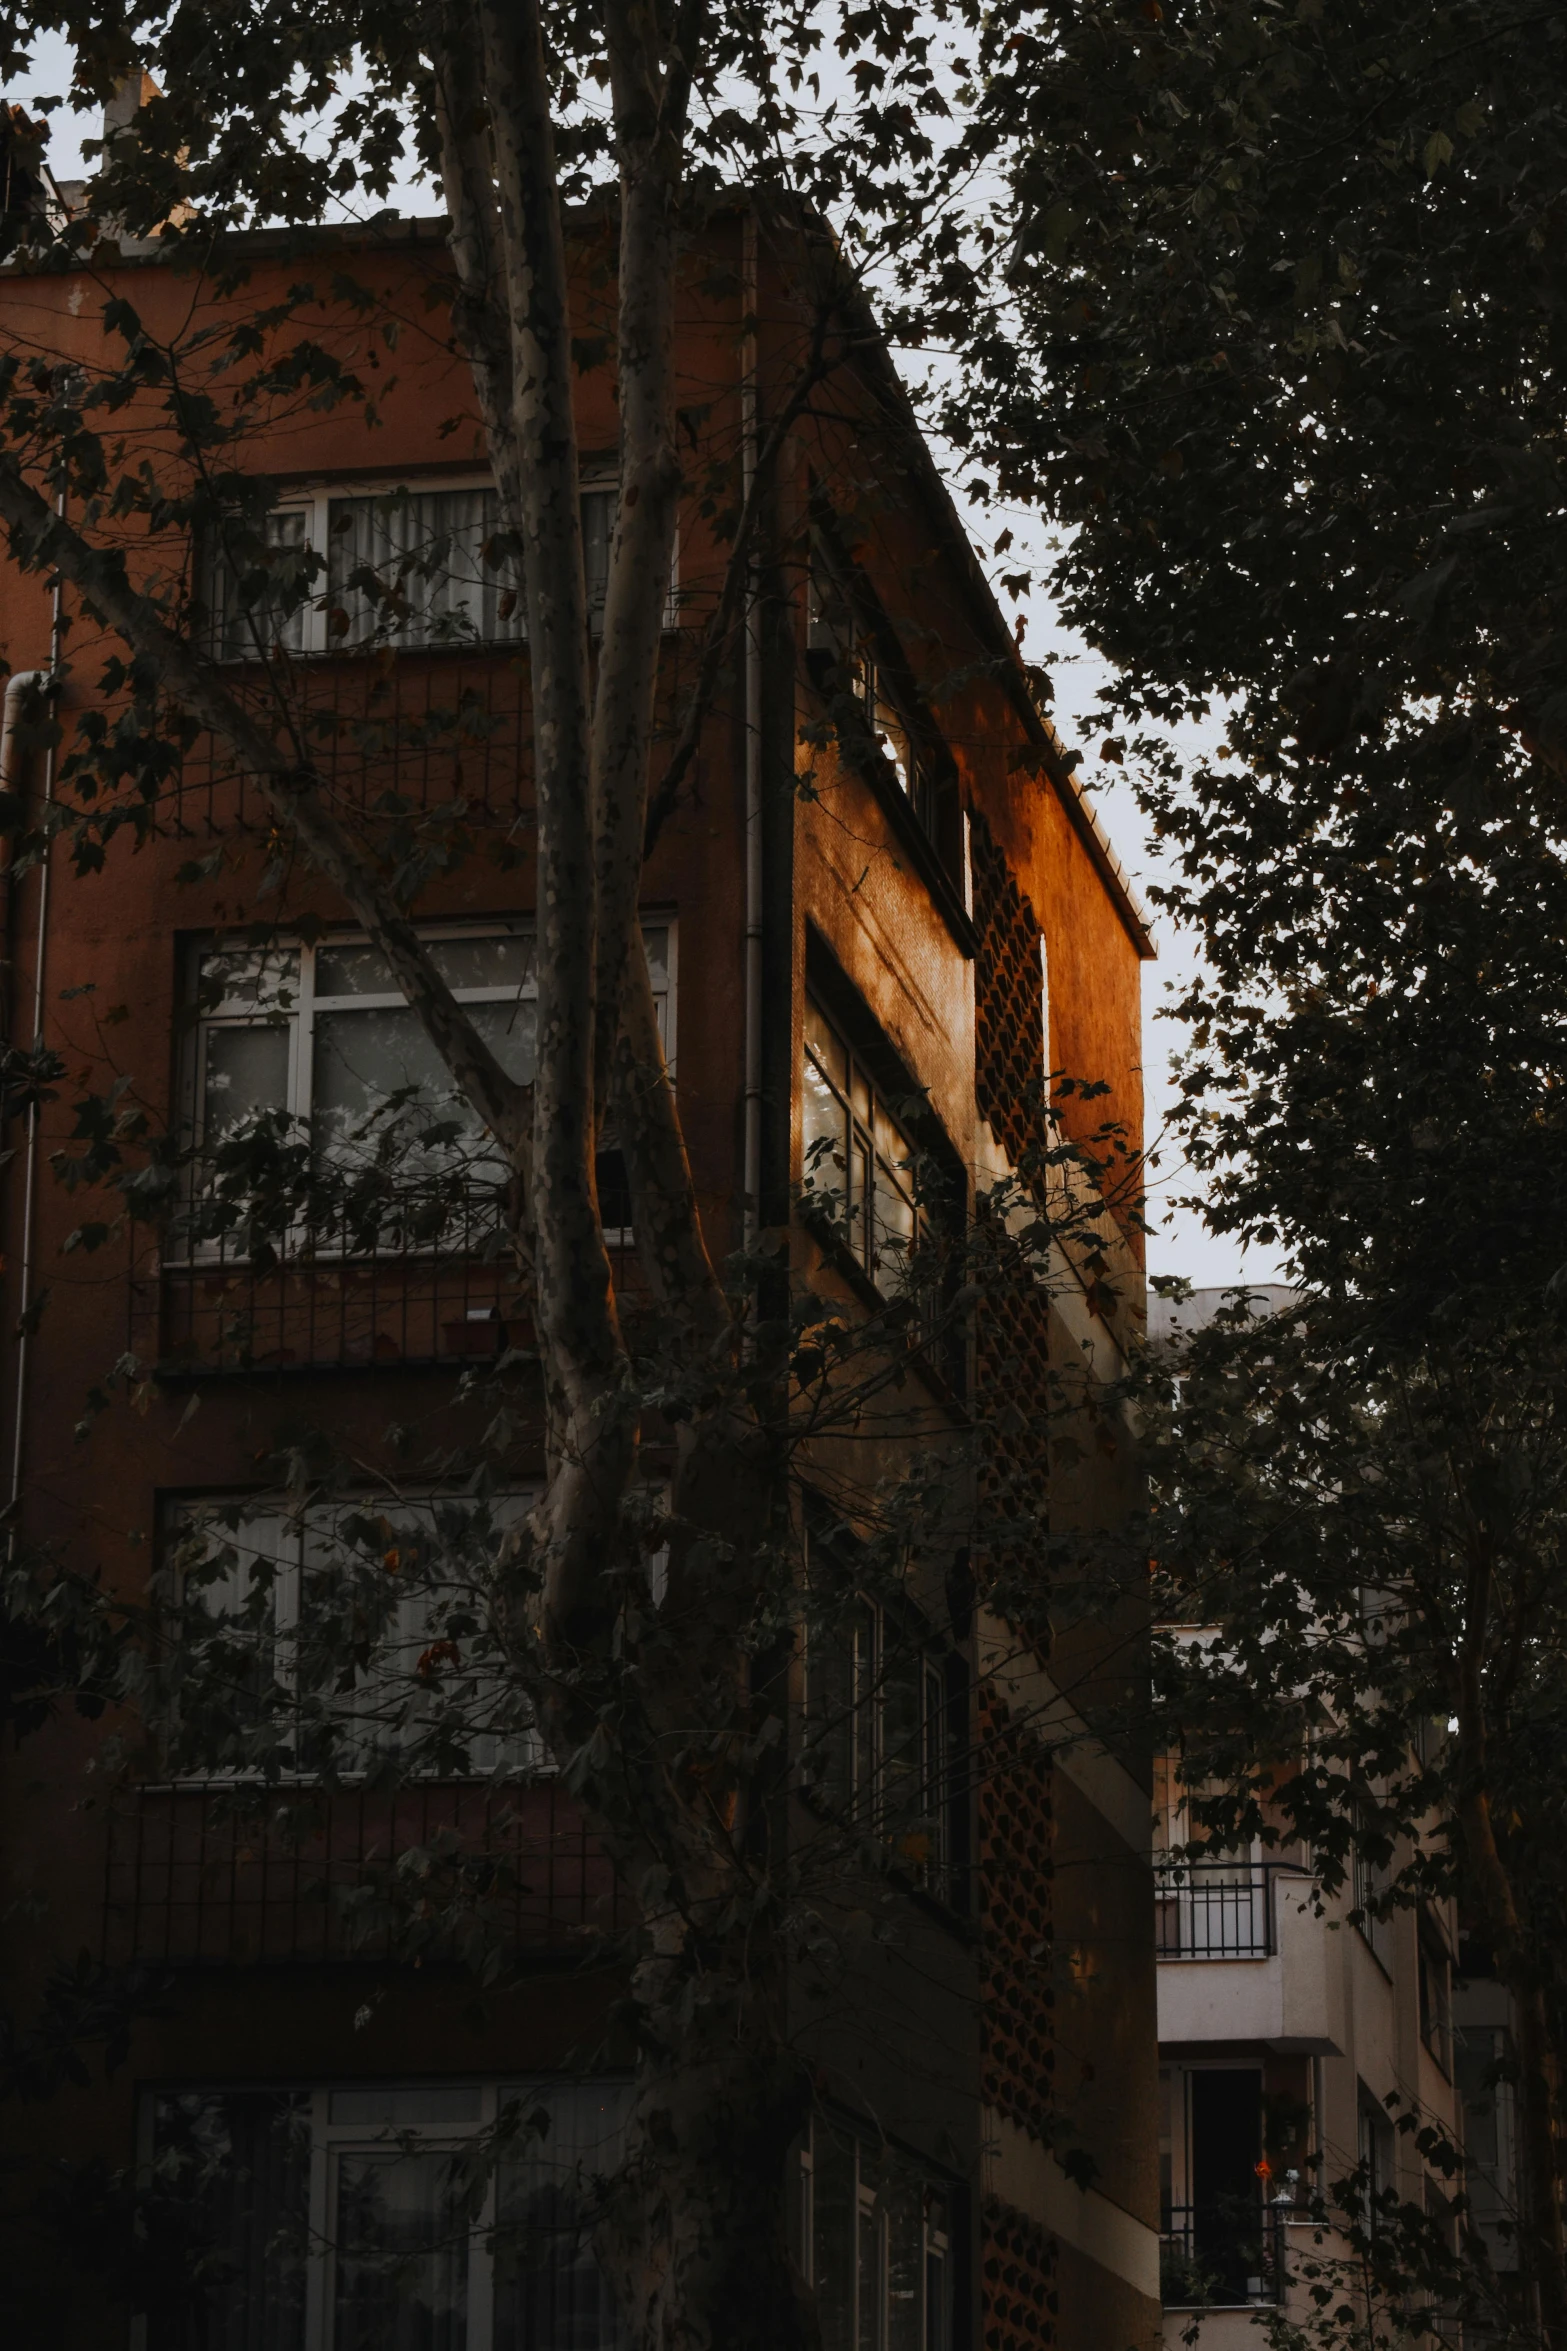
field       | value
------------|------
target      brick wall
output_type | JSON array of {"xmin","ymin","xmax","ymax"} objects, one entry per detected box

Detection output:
[
  {"xmin": 970, "ymin": 807, "xmax": 1048, "ymax": 1173},
  {"xmin": 971, "ymin": 814, "xmax": 1063, "ymax": 2340},
  {"xmin": 970, "ymin": 803, "xmax": 1055, "ymax": 1638},
  {"xmin": 982, "ymin": 2192, "xmax": 1060, "ymax": 2351},
  {"xmin": 977, "ymin": 1683, "xmax": 1056, "ymax": 2136}
]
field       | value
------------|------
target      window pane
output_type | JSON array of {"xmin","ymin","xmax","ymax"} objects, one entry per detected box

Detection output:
[
  {"xmin": 199, "ymin": 947, "xmax": 301, "ymax": 1016},
  {"xmin": 812, "ymin": 2126, "xmax": 856, "ymax": 2351},
  {"xmin": 583, "ymin": 489, "xmax": 614, "ymax": 619},
  {"xmin": 924, "ymin": 2244, "xmax": 949, "ymax": 2351},
  {"xmin": 209, "ymin": 508, "xmax": 312, "ymax": 661},
  {"xmin": 176, "ymin": 1504, "xmax": 293, "ymax": 1644},
  {"xmin": 317, "ymin": 936, "xmax": 534, "ymax": 1002},
  {"xmin": 884, "ymin": 2168, "xmax": 923, "ymax": 2351},
  {"xmin": 880, "ymin": 1634, "xmax": 924, "ymax": 1844},
  {"xmin": 857, "ymin": 2198, "xmax": 884, "ymax": 2351},
  {"xmin": 851, "ymin": 1601, "xmax": 878, "ymax": 1814},
  {"xmin": 849, "ymin": 1139, "xmax": 871, "ymax": 1265},
  {"xmin": 791, "ymin": 2147, "xmax": 812, "ymax": 2283},
  {"xmin": 874, "ymin": 698, "xmax": 913, "ymax": 798},
  {"xmin": 492, "ymin": 2083, "xmax": 629, "ymax": 2351},
  {"xmin": 872, "ymin": 1161, "xmax": 916, "ymax": 1286},
  {"xmin": 316, "ymin": 944, "xmax": 396, "ymax": 1000},
  {"xmin": 471, "ymin": 994, "xmax": 539, "ymax": 1087},
  {"xmin": 314, "ymin": 1006, "xmax": 482, "ymax": 1165},
  {"xmin": 872, "ymin": 1105, "xmax": 910, "ymax": 1182},
  {"xmin": 300, "ymin": 1499, "xmax": 538, "ymax": 1779},
  {"xmin": 333, "ymin": 2148, "xmax": 470, "ymax": 2351},
  {"xmin": 204, "ymin": 1024, "xmax": 291, "ymax": 1143},
  {"xmin": 165, "ymin": 1509, "xmax": 299, "ymax": 1775},
  {"xmin": 805, "ymin": 999, "xmax": 848, "ymax": 1093},
  {"xmin": 641, "ymin": 926, "xmax": 669, "ymax": 993},
  {"xmin": 803, "ymin": 1581, "xmax": 856, "ymax": 1820},
  {"xmin": 329, "ymin": 2088, "xmax": 483, "ymax": 2128},
  {"xmin": 922, "ymin": 1664, "xmax": 948, "ymax": 1887},
  {"xmin": 431, "ymin": 933, "xmax": 535, "ymax": 994},
  {"xmin": 596, "ymin": 1145, "xmax": 633, "ymax": 1232},
  {"xmin": 327, "ymin": 488, "xmax": 502, "ymax": 653},
  {"xmin": 802, "ymin": 1052, "xmax": 850, "ymax": 1221},
  {"xmin": 149, "ymin": 2090, "xmax": 310, "ymax": 2351}
]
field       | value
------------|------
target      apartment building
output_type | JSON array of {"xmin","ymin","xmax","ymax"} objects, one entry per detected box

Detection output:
[
  {"xmin": 0, "ymin": 177, "xmax": 1158, "ymax": 2350},
  {"xmin": 1147, "ymin": 1290, "xmax": 1466, "ymax": 2345}
]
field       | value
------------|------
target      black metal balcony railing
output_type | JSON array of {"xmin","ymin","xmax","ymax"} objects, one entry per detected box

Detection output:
[
  {"xmin": 174, "ymin": 655, "xmax": 536, "ymax": 830},
  {"xmin": 1155, "ymin": 1861, "xmax": 1310, "ymax": 1960},
  {"xmin": 1161, "ymin": 2202, "xmax": 1288, "ymax": 2310},
  {"xmin": 129, "ymin": 1189, "xmax": 637, "ymax": 1376},
  {"xmin": 101, "ymin": 1777, "xmax": 629, "ymax": 1967}
]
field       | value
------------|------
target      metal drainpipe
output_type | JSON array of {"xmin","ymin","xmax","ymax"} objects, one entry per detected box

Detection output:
[
  {"xmin": 741, "ymin": 205, "xmax": 764, "ymax": 1257},
  {"xmin": 8, "ymin": 554, "xmax": 65, "ymax": 1513}
]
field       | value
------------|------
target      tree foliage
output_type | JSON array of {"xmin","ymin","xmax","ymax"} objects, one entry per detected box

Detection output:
[{"xmin": 954, "ymin": 2, "xmax": 1567, "ymax": 2338}]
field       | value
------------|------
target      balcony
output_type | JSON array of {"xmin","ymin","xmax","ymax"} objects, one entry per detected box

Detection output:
[
  {"xmin": 1156, "ymin": 1862, "xmax": 1346, "ymax": 2056},
  {"xmin": 1156, "ymin": 1862, "xmax": 1306, "ymax": 1961},
  {"xmin": 128, "ymin": 1191, "xmax": 636, "ymax": 1377},
  {"xmin": 1161, "ymin": 2200, "xmax": 1287, "ymax": 2312},
  {"xmin": 101, "ymin": 1777, "xmax": 628, "ymax": 1966},
  {"xmin": 175, "ymin": 652, "xmax": 535, "ymax": 830}
]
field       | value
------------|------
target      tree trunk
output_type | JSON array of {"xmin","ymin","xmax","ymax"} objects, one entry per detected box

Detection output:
[
  {"xmin": 1456, "ymin": 1648, "xmax": 1567, "ymax": 2343},
  {"xmin": 603, "ymin": 1957, "xmax": 814, "ymax": 2351}
]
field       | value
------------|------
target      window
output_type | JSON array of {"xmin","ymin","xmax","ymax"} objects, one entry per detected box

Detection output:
[
  {"xmin": 801, "ymin": 2122, "xmax": 952, "ymax": 2351},
  {"xmin": 139, "ymin": 2078, "xmax": 628, "ymax": 2351},
  {"xmin": 1161, "ymin": 2065, "xmax": 1277, "ymax": 2310},
  {"xmin": 1351, "ymin": 1832, "xmax": 1396, "ymax": 1973},
  {"xmin": 800, "ymin": 996, "xmax": 920, "ymax": 1292},
  {"xmin": 204, "ymin": 482, "xmax": 668, "ymax": 659},
  {"xmin": 1455, "ymin": 2023, "xmax": 1521, "ymax": 2272},
  {"xmin": 807, "ymin": 551, "xmax": 941, "ymax": 844},
  {"xmin": 1419, "ymin": 1921, "xmax": 1453, "ymax": 2074},
  {"xmin": 801, "ymin": 1557, "xmax": 958, "ymax": 1901},
  {"xmin": 182, "ymin": 920, "xmax": 672, "ymax": 1230},
  {"xmin": 1358, "ymin": 2089, "xmax": 1396, "ymax": 2231},
  {"xmin": 1152, "ymin": 1760, "xmax": 1274, "ymax": 1961},
  {"xmin": 166, "ymin": 1491, "xmax": 542, "ymax": 1783}
]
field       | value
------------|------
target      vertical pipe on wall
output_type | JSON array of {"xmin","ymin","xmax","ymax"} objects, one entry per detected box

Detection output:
[
  {"xmin": 741, "ymin": 206, "xmax": 764, "ymax": 1257},
  {"xmin": 9, "ymin": 547, "xmax": 65, "ymax": 1512}
]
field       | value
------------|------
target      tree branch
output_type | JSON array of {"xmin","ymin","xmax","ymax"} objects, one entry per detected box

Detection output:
[
  {"xmin": 480, "ymin": 0, "xmax": 619, "ymax": 1402},
  {"xmin": 593, "ymin": 0, "xmax": 707, "ymax": 1112},
  {"xmin": 642, "ymin": 313, "xmax": 843, "ymax": 861},
  {"xmin": 430, "ymin": 1, "xmax": 524, "ymax": 525},
  {"xmin": 478, "ymin": 0, "xmax": 633, "ymax": 1662}
]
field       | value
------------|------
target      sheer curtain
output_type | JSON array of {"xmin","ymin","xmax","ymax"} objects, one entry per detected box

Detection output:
[{"xmin": 326, "ymin": 489, "xmax": 514, "ymax": 650}]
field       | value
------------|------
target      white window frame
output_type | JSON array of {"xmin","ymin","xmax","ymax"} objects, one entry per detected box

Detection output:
[
  {"xmin": 799, "ymin": 2120, "xmax": 953, "ymax": 2351},
  {"xmin": 205, "ymin": 472, "xmax": 679, "ymax": 660},
  {"xmin": 800, "ymin": 993, "xmax": 921, "ymax": 1293},
  {"xmin": 802, "ymin": 1562, "xmax": 953, "ymax": 1897},
  {"xmin": 134, "ymin": 2076, "xmax": 631, "ymax": 2351},
  {"xmin": 176, "ymin": 915, "xmax": 677, "ymax": 1264},
  {"xmin": 162, "ymin": 1487, "xmax": 545, "ymax": 1786},
  {"xmin": 806, "ymin": 539, "xmax": 939, "ymax": 842}
]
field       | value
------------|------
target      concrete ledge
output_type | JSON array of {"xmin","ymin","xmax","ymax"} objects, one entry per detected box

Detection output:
[
  {"xmin": 983, "ymin": 2110, "xmax": 1161, "ymax": 2301},
  {"xmin": 977, "ymin": 1608, "xmax": 1152, "ymax": 1860}
]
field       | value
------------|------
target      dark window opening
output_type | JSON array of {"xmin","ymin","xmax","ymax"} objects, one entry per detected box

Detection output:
[
  {"xmin": 1163, "ymin": 2068, "xmax": 1279, "ymax": 2310},
  {"xmin": 803, "ymin": 518, "xmax": 964, "ymax": 906},
  {"xmin": 800, "ymin": 1534, "xmax": 965, "ymax": 1910}
]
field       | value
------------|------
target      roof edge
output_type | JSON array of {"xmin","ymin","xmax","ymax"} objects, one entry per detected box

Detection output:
[{"xmin": 849, "ymin": 331, "xmax": 1155, "ymax": 962}]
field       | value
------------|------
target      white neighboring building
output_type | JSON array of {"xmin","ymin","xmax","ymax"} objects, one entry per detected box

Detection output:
[{"xmin": 1149, "ymin": 1287, "xmax": 1466, "ymax": 2346}]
